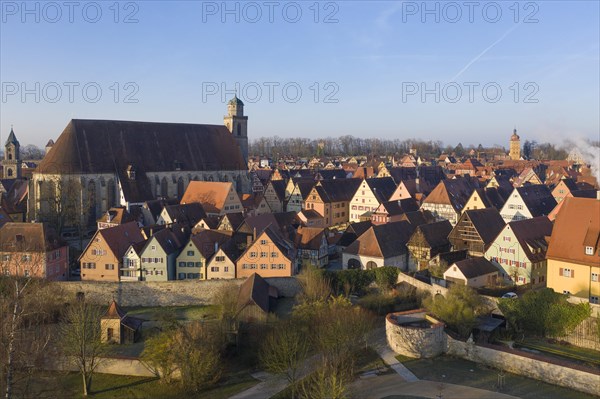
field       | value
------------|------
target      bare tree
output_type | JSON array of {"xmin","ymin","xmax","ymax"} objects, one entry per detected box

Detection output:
[
  {"xmin": 296, "ymin": 265, "xmax": 331, "ymax": 305},
  {"xmin": 259, "ymin": 320, "xmax": 310, "ymax": 399},
  {"xmin": 58, "ymin": 300, "xmax": 106, "ymax": 396},
  {"xmin": 36, "ymin": 177, "xmax": 83, "ymax": 234},
  {"xmin": 0, "ymin": 243, "xmax": 62, "ymax": 399}
]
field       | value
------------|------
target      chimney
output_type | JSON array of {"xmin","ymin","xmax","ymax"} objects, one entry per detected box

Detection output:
[
  {"xmin": 214, "ymin": 241, "xmax": 219, "ymax": 253},
  {"xmin": 253, "ymin": 227, "xmax": 257, "ymax": 241},
  {"xmin": 246, "ymin": 234, "xmax": 253, "ymax": 247},
  {"xmin": 597, "ymin": 190, "xmax": 600, "ymax": 201}
]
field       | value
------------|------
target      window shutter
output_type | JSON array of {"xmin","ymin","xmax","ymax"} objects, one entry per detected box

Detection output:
[
  {"xmin": 559, "ymin": 268, "xmax": 563, "ymax": 276},
  {"xmin": 571, "ymin": 270, "xmax": 574, "ymax": 278}
]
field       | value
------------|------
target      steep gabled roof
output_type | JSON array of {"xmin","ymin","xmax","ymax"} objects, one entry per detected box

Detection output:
[
  {"xmin": 338, "ymin": 221, "xmax": 372, "ymax": 248},
  {"xmin": 463, "ymin": 208, "xmax": 506, "ymax": 246},
  {"xmin": 506, "ymin": 217, "xmax": 552, "ymax": 263},
  {"xmin": 316, "ymin": 178, "xmax": 362, "ymax": 203},
  {"xmin": 237, "ymin": 273, "xmax": 273, "ymax": 314},
  {"xmin": 36, "ymin": 119, "xmax": 246, "ymax": 174},
  {"xmin": 181, "ymin": 181, "xmax": 236, "ymax": 214},
  {"xmin": 365, "ymin": 177, "xmax": 397, "ymax": 203},
  {"xmin": 423, "ymin": 177, "xmax": 477, "ymax": 212},
  {"xmin": 94, "ymin": 222, "xmax": 145, "ymax": 259},
  {"xmin": 515, "ymin": 185, "xmax": 557, "ymax": 217},
  {"xmin": 411, "ymin": 220, "xmax": 453, "ymax": 248},
  {"xmin": 0, "ymin": 222, "xmax": 65, "ymax": 252},
  {"xmin": 295, "ymin": 227, "xmax": 326, "ymax": 250},
  {"xmin": 220, "ymin": 212, "xmax": 245, "ymax": 231},
  {"xmin": 190, "ymin": 229, "xmax": 234, "ymax": 258},
  {"xmin": 269, "ymin": 180, "xmax": 288, "ymax": 201},
  {"xmin": 345, "ymin": 221, "xmax": 414, "ymax": 258},
  {"xmin": 547, "ymin": 197, "xmax": 600, "ymax": 266},
  {"xmin": 163, "ymin": 203, "xmax": 206, "ymax": 226},
  {"xmin": 451, "ymin": 257, "xmax": 499, "ymax": 279}
]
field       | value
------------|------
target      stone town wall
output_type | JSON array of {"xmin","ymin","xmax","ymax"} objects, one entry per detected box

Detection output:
[
  {"xmin": 55, "ymin": 277, "xmax": 300, "ymax": 307},
  {"xmin": 446, "ymin": 335, "xmax": 600, "ymax": 397},
  {"xmin": 396, "ymin": 272, "xmax": 499, "ymax": 312}
]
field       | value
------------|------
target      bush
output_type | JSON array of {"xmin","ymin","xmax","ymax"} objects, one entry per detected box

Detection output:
[
  {"xmin": 423, "ymin": 284, "xmax": 487, "ymax": 339},
  {"xmin": 325, "ymin": 269, "xmax": 375, "ymax": 296},
  {"xmin": 499, "ymin": 288, "xmax": 591, "ymax": 337},
  {"xmin": 374, "ymin": 267, "xmax": 400, "ymax": 291}
]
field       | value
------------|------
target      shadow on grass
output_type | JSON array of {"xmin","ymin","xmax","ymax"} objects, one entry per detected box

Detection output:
[{"xmin": 90, "ymin": 377, "xmax": 159, "ymax": 395}]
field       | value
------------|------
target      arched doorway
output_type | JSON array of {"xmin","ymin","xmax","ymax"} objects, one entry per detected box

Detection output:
[
  {"xmin": 348, "ymin": 259, "xmax": 361, "ymax": 270},
  {"xmin": 366, "ymin": 261, "xmax": 378, "ymax": 270}
]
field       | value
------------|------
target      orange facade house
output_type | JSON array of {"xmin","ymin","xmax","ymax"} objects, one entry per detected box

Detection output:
[
  {"xmin": 80, "ymin": 222, "xmax": 145, "ymax": 281},
  {"xmin": 237, "ymin": 228, "xmax": 296, "ymax": 278},
  {"xmin": 304, "ymin": 179, "xmax": 361, "ymax": 228},
  {"xmin": 0, "ymin": 222, "xmax": 69, "ymax": 280}
]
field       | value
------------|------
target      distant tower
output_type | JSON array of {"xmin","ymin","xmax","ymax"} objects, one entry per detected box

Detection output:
[
  {"xmin": 45, "ymin": 139, "xmax": 55, "ymax": 155},
  {"xmin": 4, "ymin": 126, "xmax": 22, "ymax": 179},
  {"xmin": 224, "ymin": 95, "xmax": 248, "ymax": 166},
  {"xmin": 509, "ymin": 128, "xmax": 521, "ymax": 160}
]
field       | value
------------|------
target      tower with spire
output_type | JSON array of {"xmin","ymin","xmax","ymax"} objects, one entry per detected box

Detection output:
[
  {"xmin": 223, "ymin": 95, "xmax": 248, "ymax": 166},
  {"xmin": 4, "ymin": 126, "xmax": 22, "ymax": 178},
  {"xmin": 509, "ymin": 128, "xmax": 521, "ymax": 161}
]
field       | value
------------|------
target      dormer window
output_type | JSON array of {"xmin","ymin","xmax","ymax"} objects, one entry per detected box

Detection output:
[
  {"xmin": 585, "ymin": 246, "xmax": 594, "ymax": 255},
  {"xmin": 174, "ymin": 160, "xmax": 183, "ymax": 171}
]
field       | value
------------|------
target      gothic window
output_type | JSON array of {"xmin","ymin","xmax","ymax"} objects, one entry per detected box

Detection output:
[
  {"xmin": 87, "ymin": 180, "xmax": 97, "ymax": 223},
  {"xmin": 177, "ymin": 177, "xmax": 184, "ymax": 200},
  {"xmin": 107, "ymin": 179, "xmax": 116, "ymax": 208},
  {"xmin": 161, "ymin": 177, "xmax": 168, "ymax": 198},
  {"xmin": 7, "ymin": 169, "xmax": 12, "ymax": 177},
  {"xmin": 237, "ymin": 124, "xmax": 242, "ymax": 136}
]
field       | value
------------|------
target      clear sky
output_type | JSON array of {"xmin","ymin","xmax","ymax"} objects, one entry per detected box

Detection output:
[{"xmin": 1, "ymin": 0, "xmax": 598, "ymax": 148}]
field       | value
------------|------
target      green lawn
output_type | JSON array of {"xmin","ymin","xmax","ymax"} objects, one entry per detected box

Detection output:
[
  {"xmin": 398, "ymin": 355, "xmax": 597, "ymax": 399},
  {"xmin": 517, "ymin": 337, "xmax": 600, "ymax": 368},
  {"xmin": 124, "ymin": 305, "xmax": 218, "ymax": 322},
  {"xmin": 25, "ymin": 371, "xmax": 258, "ymax": 399}
]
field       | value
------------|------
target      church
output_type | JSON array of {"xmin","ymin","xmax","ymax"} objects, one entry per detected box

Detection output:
[{"xmin": 28, "ymin": 96, "xmax": 250, "ymax": 227}]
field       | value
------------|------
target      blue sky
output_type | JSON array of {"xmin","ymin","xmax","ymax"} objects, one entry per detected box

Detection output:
[{"xmin": 1, "ymin": 0, "xmax": 598, "ymax": 148}]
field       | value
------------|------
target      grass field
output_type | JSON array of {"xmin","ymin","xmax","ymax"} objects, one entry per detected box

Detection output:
[
  {"xmin": 398, "ymin": 355, "xmax": 597, "ymax": 399},
  {"xmin": 23, "ymin": 371, "xmax": 258, "ymax": 398},
  {"xmin": 516, "ymin": 337, "xmax": 600, "ymax": 368}
]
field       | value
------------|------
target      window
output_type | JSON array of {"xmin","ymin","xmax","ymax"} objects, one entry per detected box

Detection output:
[
  {"xmin": 179, "ymin": 273, "xmax": 186, "ymax": 279},
  {"xmin": 211, "ymin": 267, "xmax": 219, "ymax": 272},
  {"xmin": 271, "ymin": 252, "xmax": 278, "ymax": 258},
  {"xmin": 187, "ymin": 250, "xmax": 194, "ymax": 256},
  {"xmin": 250, "ymin": 252, "xmax": 257, "ymax": 258},
  {"xmin": 1, "ymin": 254, "xmax": 10, "ymax": 261},
  {"xmin": 215, "ymin": 256, "xmax": 225, "ymax": 262},
  {"xmin": 3, "ymin": 268, "xmax": 9, "ymax": 276},
  {"xmin": 105, "ymin": 264, "xmax": 115, "ymax": 270},
  {"xmin": 591, "ymin": 273, "xmax": 598, "ymax": 282},
  {"xmin": 278, "ymin": 264, "xmax": 285, "ymax": 269},
  {"xmin": 187, "ymin": 262, "xmax": 194, "ymax": 267},
  {"xmin": 260, "ymin": 264, "xmax": 267, "ymax": 269},
  {"xmin": 195, "ymin": 262, "xmax": 202, "ymax": 267},
  {"xmin": 22, "ymin": 254, "xmax": 32, "ymax": 262},
  {"xmin": 585, "ymin": 246, "xmax": 594, "ymax": 255},
  {"xmin": 260, "ymin": 252, "xmax": 267, "ymax": 258},
  {"xmin": 563, "ymin": 290, "xmax": 571, "ymax": 295},
  {"xmin": 24, "ymin": 270, "xmax": 30, "ymax": 277},
  {"xmin": 179, "ymin": 262, "xmax": 185, "ymax": 267},
  {"xmin": 151, "ymin": 245, "xmax": 156, "ymax": 250},
  {"xmin": 561, "ymin": 268, "xmax": 573, "ymax": 278},
  {"xmin": 590, "ymin": 296, "xmax": 599, "ymax": 304},
  {"xmin": 260, "ymin": 240, "xmax": 267, "ymax": 245}
]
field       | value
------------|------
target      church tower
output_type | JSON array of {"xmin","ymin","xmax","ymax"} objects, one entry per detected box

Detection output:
[
  {"xmin": 224, "ymin": 95, "xmax": 248, "ymax": 166},
  {"xmin": 4, "ymin": 127, "xmax": 22, "ymax": 179},
  {"xmin": 509, "ymin": 128, "xmax": 521, "ymax": 160}
]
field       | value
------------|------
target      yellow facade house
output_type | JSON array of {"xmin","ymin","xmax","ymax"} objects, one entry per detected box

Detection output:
[{"xmin": 546, "ymin": 197, "xmax": 600, "ymax": 304}]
